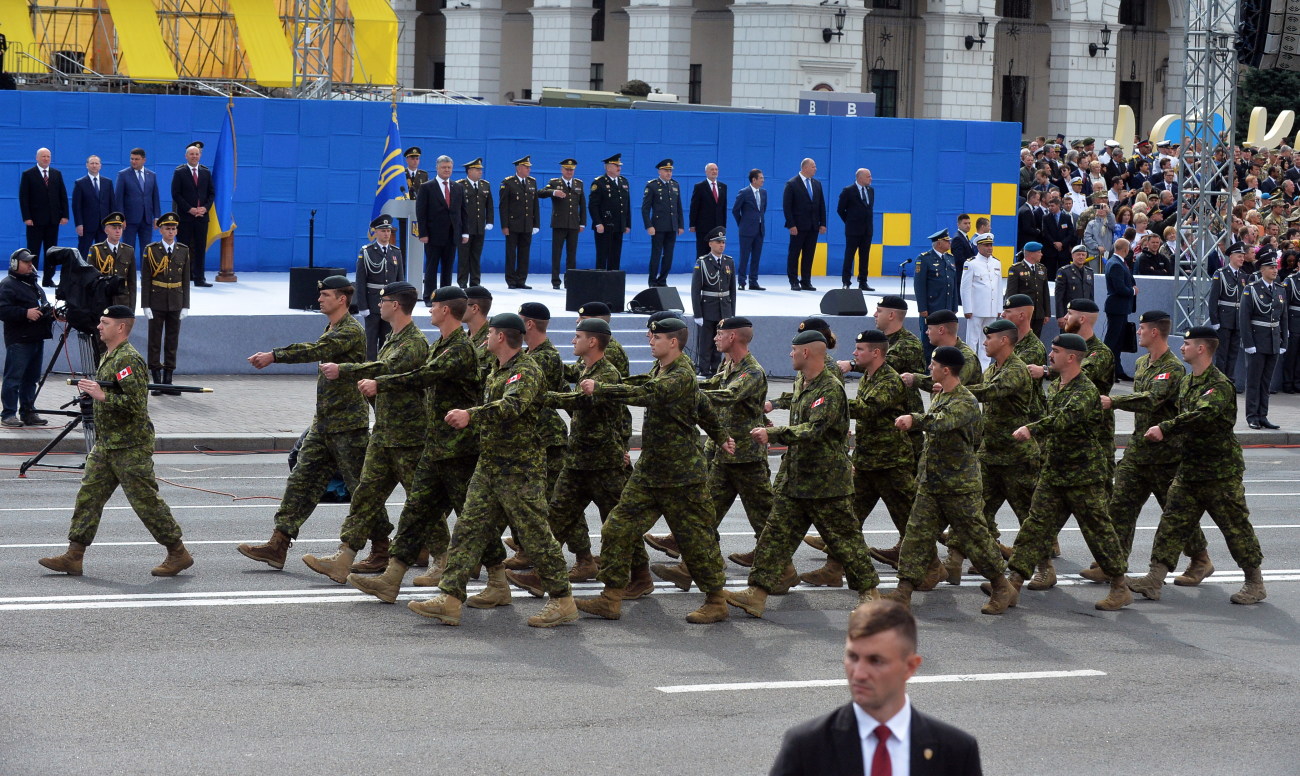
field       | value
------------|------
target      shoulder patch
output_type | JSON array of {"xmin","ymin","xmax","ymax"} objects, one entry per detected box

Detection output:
[
  {"xmin": 116, "ymin": 366, "xmax": 133, "ymax": 381},
  {"xmin": 506, "ymin": 373, "xmax": 522, "ymax": 385},
  {"xmin": 1202, "ymin": 388, "xmax": 1215, "ymax": 396},
  {"xmin": 1154, "ymin": 372, "xmax": 1171, "ymax": 380},
  {"xmin": 811, "ymin": 396, "xmax": 826, "ymax": 409}
]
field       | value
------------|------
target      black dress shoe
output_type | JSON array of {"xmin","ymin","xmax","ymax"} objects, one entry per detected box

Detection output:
[
  {"xmin": 801, "ymin": 284, "xmax": 817, "ymax": 292},
  {"xmin": 1248, "ymin": 420, "xmax": 1262, "ymax": 429},
  {"xmin": 519, "ymin": 284, "xmax": 532, "ymax": 290},
  {"xmin": 195, "ymin": 280, "xmax": 213, "ymax": 287},
  {"xmin": 1261, "ymin": 418, "xmax": 1281, "ymax": 429},
  {"xmin": 738, "ymin": 282, "xmax": 746, "ymax": 291},
  {"xmin": 860, "ymin": 283, "xmax": 875, "ymax": 292},
  {"xmin": 842, "ymin": 282, "xmax": 850, "ymax": 290},
  {"xmin": 790, "ymin": 283, "xmax": 801, "ymax": 291},
  {"xmin": 552, "ymin": 280, "xmax": 561, "ymax": 289},
  {"xmin": 749, "ymin": 282, "xmax": 766, "ymax": 291},
  {"xmin": 41, "ymin": 280, "xmax": 55, "ymax": 288}
]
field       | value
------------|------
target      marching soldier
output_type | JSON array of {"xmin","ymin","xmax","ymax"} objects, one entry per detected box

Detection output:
[
  {"xmin": 89, "ymin": 211, "xmax": 136, "ymax": 310},
  {"xmin": 1054, "ymin": 245, "xmax": 1095, "ymax": 322},
  {"xmin": 912, "ymin": 228, "xmax": 958, "ymax": 362},
  {"xmin": 1240, "ymin": 252, "xmax": 1288, "ymax": 429},
  {"xmin": 139, "ymin": 212, "xmax": 190, "ymax": 396},
  {"xmin": 499, "ymin": 156, "xmax": 540, "ymax": 289},
  {"xmin": 538, "ymin": 158, "xmax": 585, "ymax": 289},
  {"xmin": 403, "ymin": 147, "xmax": 428, "ymax": 200},
  {"xmin": 563, "ymin": 301, "xmax": 629, "ymax": 380},
  {"xmin": 690, "ymin": 226, "xmax": 737, "ymax": 376},
  {"xmin": 642, "ymin": 159, "xmax": 684, "ymax": 287},
  {"xmin": 39, "ymin": 305, "xmax": 192, "ymax": 577},
  {"xmin": 456, "ymin": 158, "xmax": 493, "ymax": 288},
  {"xmin": 588, "ymin": 153, "xmax": 632, "ymax": 271},
  {"xmin": 1005, "ymin": 241, "xmax": 1051, "ymax": 337},
  {"xmin": 356, "ymin": 214, "xmax": 405, "ymax": 360},
  {"xmin": 238, "ymin": 276, "xmax": 372, "ymax": 571},
  {"xmin": 902, "ymin": 310, "xmax": 983, "ymax": 390}
]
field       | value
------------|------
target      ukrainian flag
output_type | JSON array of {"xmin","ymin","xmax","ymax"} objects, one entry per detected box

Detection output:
[
  {"xmin": 206, "ymin": 102, "xmax": 237, "ymax": 248},
  {"xmin": 372, "ymin": 106, "xmax": 405, "ymax": 220}
]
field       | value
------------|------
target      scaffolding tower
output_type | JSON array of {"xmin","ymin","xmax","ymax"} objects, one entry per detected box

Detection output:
[{"xmin": 289, "ymin": 0, "xmax": 335, "ymax": 99}]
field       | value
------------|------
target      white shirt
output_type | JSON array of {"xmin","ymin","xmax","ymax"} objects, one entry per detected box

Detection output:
[
  {"xmin": 961, "ymin": 253, "xmax": 1005, "ymax": 317},
  {"xmin": 751, "ymin": 186, "xmax": 762, "ymax": 208},
  {"xmin": 161, "ymin": 240, "xmax": 176, "ymax": 253},
  {"xmin": 854, "ymin": 696, "xmax": 912, "ymax": 776}
]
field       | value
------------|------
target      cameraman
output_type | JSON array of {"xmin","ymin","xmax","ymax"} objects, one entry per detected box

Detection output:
[{"xmin": 0, "ymin": 249, "xmax": 54, "ymax": 427}]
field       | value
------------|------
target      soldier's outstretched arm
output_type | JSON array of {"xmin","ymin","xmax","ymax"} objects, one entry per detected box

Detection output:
[
  {"xmin": 376, "ymin": 344, "xmax": 476, "ymax": 393},
  {"xmin": 912, "ymin": 395, "xmax": 977, "ymax": 433},
  {"xmin": 1158, "ymin": 382, "xmax": 1232, "ymax": 437},
  {"xmin": 695, "ymin": 391, "xmax": 730, "ymax": 447},
  {"xmin": 272, "ymin": 325, "xmax": 360, "ymax": 365},
  {"xmin": 768, "ymin": 394, "xmax": 839, "ymax": 445},
  {"xmin": 470, "ymin": 368, "xmax": 542, "ymax": 425},
  {"xmin": 595, "ymin": 368, "xmax": 692, "ymax": 408},
  {"xmin": 1024, "ymin": 387, "xmax": 1090, "ymax": 435}
]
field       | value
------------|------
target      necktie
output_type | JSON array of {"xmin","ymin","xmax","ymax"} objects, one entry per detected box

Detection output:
[
  {"xmin": 860, "ymin": 186, "xmax": 867, "ymax": 204},
  {"xmin": 166, "ymin": 246, "xmax": 172, "ymax": 257},
  {"xmin": 870, "ymin": 725, "xmax": 891, "ymax": 776},
  {"xmin": 443, "ymin": 179, "xmax": 450, "ymax": 207},
  {"xmin": 755, "ymin": 189, "xmax": 761, "ymax": 210},
  {"xmin": 711, "ymin": 181, "xmax": 718, "ymax": 202},
  {"xmin": 42, "ymin": 169, "xmax": 48, "ymax": 185},
  {"xmin": 192, "ymin": 167, "xmax": 199, "ymax": 186},
  {"xmin": 805, "ymin": 178, "xmax": 813, "ymax": 200},
  {"xmin": 137, "ymin": 170, "xmax": 144, "ymax": 188},
  {"xmin": 92, "ymin": 177, "xmax": 99, "ymax": 194}
]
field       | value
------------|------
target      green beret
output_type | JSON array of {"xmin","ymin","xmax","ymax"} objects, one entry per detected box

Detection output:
[
  {"xmin": 878, "ymin": 295, "xmax": 908, "ymax": 311},
  {"xmin": 318, "ymin": 275, "xmax": 351, "ymax": 290},
  {"xmin": 1004, "ymin": 293, "xmax": 1034, "ymax": 309},
  {"xmin": 798, "ymin": 317, "xmax": 831, "ymax": 334},
  {"xmin": 925, "ymin": 310, "xmax": 959, "ymax": 326},
  {"xmin": 432, "ymin": 285, "xmax": 467, "ymax": 302},
  {"xmin": 102, "ymin": 305, "xmax": 134, "ymax": 320},
  {"xmin": 1185, "ymin": 325, "xmax": 1218, "ymax": 340},
  {"xmin": 856, "ymin": 329, "xmax": 888, "ymax": 344},
  {"xmin": 381, "ymin": 281, "xmax": 418, "ymax": 297},
  {"xmin": 1138, "ymin": 310, "xmax": 1170, "ymax": 324},
  {"xmin": 718, "ymin": 316, "xmax": 753, "ymax": 330},
  {"xmin": 647, "ymin": 310, "xmax": 683, "ymax": 328},
  {"xmin": 1053, "ymin": 333, "xmax": 1088, "ymax": 352},
  {"xmin": 488, "ymin": 312, "xmax": 527, "ymax": 334},
  {"xmin": 931, "ymin": 345, "xmax": 964, "ymax": 370},
  {"xmin": 792, "ymin": 330, "xmax": 827, "ymax": 346},
  {"xmin": 518, "ymin": 302, "xmax": 551, "ymax": 321},
  {"xmin": 578, "ymin": 301, "xmax": 611, "ymax": 317},
  {"xmin": 465, "ymin": 285, "xmax": 493, "ymax": 300},
  {"xmin": 649, "ymin": 317, "xmax": 687, "ymax": 333},
  {"xmin": 576, "ymin": 318, "xmax": 612, "ymax": 336},
  {"xmin": 983, "ymin": 318, "xmax": 1018, "ymax": 335},
  {"xmin": 1068, "ymin": 298, "xmax": 1100, "ymax": 314}
]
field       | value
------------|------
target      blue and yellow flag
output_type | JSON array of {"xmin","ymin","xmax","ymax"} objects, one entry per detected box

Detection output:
[
  {"xmin": 372, "ymin": 106, "xmax": 405, "ymax": 220},
  {"xmin": 206, "ymin": 100, "xmax": 237, "ymax": 248}
]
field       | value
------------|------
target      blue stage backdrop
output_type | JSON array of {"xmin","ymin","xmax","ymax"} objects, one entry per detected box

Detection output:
[{"xmin": 0, "ymin": 92, "xmax": 1022, "ymax": 278}]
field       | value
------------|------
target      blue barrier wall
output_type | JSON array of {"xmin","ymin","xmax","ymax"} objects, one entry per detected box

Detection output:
[{"xmin": 0, "ymin": 92, "xmax": 1021, "ymax": 276}]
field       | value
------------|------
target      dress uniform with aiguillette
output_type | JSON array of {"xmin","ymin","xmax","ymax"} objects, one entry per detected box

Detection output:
[
  {"xmin": 457, "ymin": 158, "xmax": 494, "ymax": 288},
  {"xmin": 538, "ymin": 159, "xmax": 586, "ymax": 289},
  {"xmin": 90, "ymin": 211, "xmax": 136, "ymax": 310},
  {"xmin": 499, "ymin": 156, "xmax": 540, "ymax": 289},
  {"xmin": 140, "ymin": 211, "xmax": 190, "ymax": 394},
  {"xmin": 588, "ymin": 153, "xmax": 632, "ymax": 271},
  {"xmin": 643, "ymin": 159, "xmax": 684, "ymax": 287},
  {"xmin": 912, "ymin": 228, "xmax": 959, "ymax": 361},
  {"xmin": 690, "ymin": 226, "xmax": 737, "ymax": 376},
  {"xmin": 1207, "ymin": 243, "xmax": 1248, "ymax": 389},
  {"xmin": 356, "ymin": 214, "xmax": 405, "ymax": 360}
]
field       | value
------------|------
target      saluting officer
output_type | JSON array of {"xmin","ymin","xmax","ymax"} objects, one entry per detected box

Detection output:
[
  {"xmin": 690, "ymin": 226, "xmax": 737, "ymax": 376},
  {"xmin": 913, "ymin": 228, "xmax": 958, "ymax": 362},
  {"xmin": 403, "ymin": 147, "xmax": 428, "ymax": 200},
  {"xmin": 1054, "ymin": 244, "xmax": 1095, "ymax": 322},
  {"xmin": 643, "ymin": 158, "xmax": 684, "ymax": 287},
  {"xmin": 588, "ymin": 153, "xmax": 631, "ymax": 271},
  {"xmin": 1240, "ymin": 251, "xmax": 1288, "ymax": 430},
  {"xmin": 1005, "ymin": 241, "xmax": 1051, "ymax": 337},
  {"xmin": 538, "ymin": 158, "xmax": 586, "ymax": 290},
  {"xmin": 456, "ymin": 157, "xmax": 493, "ymax": 288},
  {"xmin": 1207, "ymin": 241, "xmax": 1248, "ymax": 390},
  {"xmin": 356, "ymin": 214, "xmax": 405, "ymax": 360},
  {"xmin": 89, "ymin": 211, "xmax": 136, "ymax": 311},
  {"xmin": 500, "ymin": 155, "xmax": 540, "ymax": 289},
  {"xmin": 140, "ymin": 211, "xmax": 190, "ymax": 396}
]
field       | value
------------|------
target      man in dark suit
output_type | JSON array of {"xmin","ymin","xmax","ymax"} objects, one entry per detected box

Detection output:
[
  {"xmin": 417, "ymin": 153, "xmax": 468, "ymax": 298},
  {"xmin": 782, "ymin": 157, "xmax": 827, "ymax": 291},
  {"xmin": 731, "ymin": 168, "xmax": 767, "ymax": 290},
  {"xmin": 770, "ymin": 600, "xmax": 982, "ymax": 776},
  {"xmin": 499, "ymin": 155, "xmax": 540, "ymax": 289},
  {"xmin": 538, "ymin": 158, "xmax": 586, "ymax": 289},
  {"xmin": 1103, "ymin": 237, "xmax": 1137, "ymax": 380},
  {"xmin": 72, "ymin": 154, "xmax": 114, "ymax": 260},
  {"xmin": 17, "ymin": 147, "xmax": 69, "ymax": 287},
  {"xmin": 1016, "ymin": 189, "xmax": 1044, "ymax": 252},
  {"xmin": 114, "ymin": 147, "xmax": 161, "ymax": 261},
  {"xmin": 689, "ymin": 162, "xmax": 728, "ymax": 260},
  {"xmin": 951, "ymin": 214, "xmax": 975, "ymax": 294},
  {"xmin": 171, "ymin": 142, "xmax": 216, "ymax": 286},
  {"xmin": 1040, "ymin": 195, "xmax": 1075, "ymax": 277},
  {"xmin": 836, "ymin": 167, "xmax": 876, "ymax": 291}
]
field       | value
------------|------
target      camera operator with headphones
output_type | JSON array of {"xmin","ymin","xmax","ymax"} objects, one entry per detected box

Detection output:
[{"xmin": 0, "ymin": 248, "xmax": 55, "ymax": 427}]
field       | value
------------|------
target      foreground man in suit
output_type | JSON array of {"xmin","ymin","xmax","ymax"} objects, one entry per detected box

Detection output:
[{"xmin": 770, "ymin": 600, "xmax": 983, "ymax": 776}]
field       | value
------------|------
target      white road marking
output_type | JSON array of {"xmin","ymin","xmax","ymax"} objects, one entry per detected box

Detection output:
[{"xmin": 656, "ymin": 669, "xmax": 1108, "ymax": 694}]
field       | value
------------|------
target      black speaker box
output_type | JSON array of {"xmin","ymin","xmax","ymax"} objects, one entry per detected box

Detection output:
[
  {"xmin": 289, "ymin": 266, "xmax": 346, "ymax": 310},
  {"xmin": 565, "ymin": 269, "xmax": 626, "ymax": 312},
  {"xmin": 628, "ymin": 286, "xmax": 684, "ymax": 314},
  {"xmin": 819, "ymin": 288, "xmax": 867, "ymax": 316}
]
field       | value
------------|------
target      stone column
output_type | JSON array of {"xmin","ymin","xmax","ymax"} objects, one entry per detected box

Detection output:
[
  {"xmin": 392, "ymin": 0, "xmax": 419, "ymax": 88},
  {"xmin": 530, "ymin": 0, "xmax": 596, "ymax": 97},
  {"xmin": 442, "ymin": 0, "xmax": 505, "ymax": 100},
  {"xmin": 1046, "ymin": 21, "xmax": 1120, "ymax": 142},
  {"xmin": 730, "ymin": 0, "xmax": 866, "ymax": 110},
  {"xmin": 920, "ymin": 10, "xmax": 998, "ymax": 121},
  {"xmin": 625, "ymin": 0, "xmax": 694, "ymax": 99}
]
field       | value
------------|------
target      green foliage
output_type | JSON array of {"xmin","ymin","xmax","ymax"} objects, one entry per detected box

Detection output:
[
  {"xmin": 1237, "ymin": 68, "xmax": 1300, "ymax": 137},
  {"xmin": 618, "ymin": 79, "xmax": 652, "ymax": 97}
]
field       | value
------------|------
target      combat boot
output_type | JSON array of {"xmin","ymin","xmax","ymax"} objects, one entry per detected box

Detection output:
[
  {"xmin": 726, "ymin": 586, "xmax": 768, "ymax": 618},
  {"xmin": 237, "ymin": 529, "xmax": 292, "ymax": 570},
  {"xmin": 465, "ymin": 564, "xmax": 513, "ymax": 609},
  {"xmin": 152, "ymin": 541, "xmax": 194, "ymax": 576},
  {"xmin": 568, "ymin": 552, "xmax": 599, "ymax": 582},
  {"xmin": 858, "ymin": 588, "xmax": 882, "ymax": 605},
  {"xmin": 1174, "ymin": 550, "xmax": 1215, "ymax": 586},
  {"xmin": 505, "ymin": 568, "xmax": 545, "ymax": 598},
  {"xmin": 302, "ymin": 544, "xmax": 357, "ymax": 584},
  {"xmin": 982, "ymin": 572, "xmax": 1023, "ymax": 608},
  {"xmin": 504, "ymin": 536, "xmax": 521, "ymax": 553},
  {"xmin": 38, "ymin": 541, "xmax": 85, "ymax": 575},
  {"xmin": 944, "ymin": 548, "xmax": 965, "ymax": 586},
  {"xmin": 727, "ymin": 549, "xmax": 756, "ymax": 567},
  {"xmin": 624, "ymin": 562, "xmax": 655, "ymax": 599},
  {"xmin": 1230, "ymin": 567, "xmax": 1267, "ymax": 605},
  {"xmin": 770, "ymin": 563, "xmax": 800, "ymax": 595},
  {"xmin": 149, "ymin": 369, "xmax": 163, "ymax": 397},
  {"xmin": 1127, "ymin": 562, "xmax": 1170, "ymax": 600},
  {"xmin": 643, "ymin": 532, "xmax": 680, "ymax": 558},
  {"xmin": 412, "ymin": 548, "xmax": 430, "ymax": 568},
  {"xmin": 651, "ymin": 561, "xmax": 694, "ymax": 592},
  {"xmin": 799, "ymin": 558, "xmax": 844, "ymax": 588},
  {"xmin": 981, "ymin": 575, "xmax": 1015, "ymax": 615},
  {"xmin": 916, "ymin": 557, "xmax": 946, "ymax": 592},
  {"xmin": 347, "ymin": 558, "xmax": 409, "ymax": 604},
  {"xmin": 868, "ymin": 544, "xmax": 900, "ymax": 569},
  {"xmin": 408, "ymin": 593, "xmax": 462, "ymax": 625},
  {"xmin": 802, "ymin": 534, "xmax": 827, "ymax": 553},
  {"xmin": 1051, "ymin": 538, "xmax": 1061, "ymax": 558},
  {"xmin": 412, "ymin": 553, "xmax": 447, "ymax": 587},
  {"xmin": 349, "ymin": 536, "xmax": 390, "ymax": 574},
  {"xmin": 997, "ymin": 542, "xmax": 1014, "ymax": 560},
  {"xmin": 884, "ymin": 580, "xmax": 914, "ymax": 610},
  {"xmin": 528, "ymin": 595, "xmax": 579, "ymax": 628},
  {"xmin": 503, "ymin": 549, "xmax": 533, "ymax": 571},
  {"xmin": 161, "ymin": 369, "xmax": 180, "ymax": 396},
  {"xmin": 576, "ymin": 587, "xmax": 623, "ymax": 619},
  {"xmin": 1095, "ymin": 575, "xmax": 1133, "ymax": 611},
  {"xmin": 1078, "ymin": 562, "xmax": 1109, "ymax": 583},
  {"xmin": 686, "ymin": 591, "xmax": 730, "ymax": 623},
  {"xmin": 1027, "ymin": 560, "xmax": 1057, "ymax": 591}
]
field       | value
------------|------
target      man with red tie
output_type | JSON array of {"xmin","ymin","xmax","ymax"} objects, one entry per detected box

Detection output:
[
  {"xmin": 171, "ymin": 142, "xmax": 215, "ymax": 286},
  {"xmin": 17, "ymin": 147, "xmax": 69, "ymax": 287},
  {"xmin": 689, "ymin": 162, "xmax": 728, "ymax": 261},
  {"xmin": 416, "ymin": 154, "xmax": 468, "ymax": 301}
]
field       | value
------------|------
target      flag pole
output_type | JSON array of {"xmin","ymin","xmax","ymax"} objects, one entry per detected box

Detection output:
[{"xmin": 217, "ymin": 91, "xmax": 238, "ymax": 283}]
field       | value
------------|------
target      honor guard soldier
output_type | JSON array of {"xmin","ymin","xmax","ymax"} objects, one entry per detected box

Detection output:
[
  {"xmin": 588, "ymin": 153, "xmax": 632, "ymax": 271},
  {"xmin": 1282, "ymin": 262, "xmax": 1300, "ymax": 392},
  {"xmin": 500, "ymin": 155, "xmax": 540, "ymax": 289},
  {"xmin": 1054, "ymin": 244, "xmax": 1096, "ymax": 322},
  {"xmin": 356, "ymin": 214, "xmax": 406, "ymax": 360},
  {"xmin": 642, "ymin": 158, "xmax": 684, "ymax": 287},
  {"xmin": 140, "ymin": 212, "xmax": 190, "ymax": 396},
  {"xmin": 403, "ymin": 147, "xmax": 428, "ymax": 200},
  {"xmin": 912, "ymin": 228, "xmax": 958, "ymax": 362},
  {"xmin": 538, "ymin": 158, "xmax": 586, "ymax": 289},
  {"xmin": 39, "ymin": 305, "xmax": 193, "ymax": 578},
  {"xmin": 1207, "ymin": 241, "xmax": 1249, "ymax": 390},
  {"xmin": 690, "ymin": 226, "xmax": 737, "ymax": 376},
  {"xmin": 1005, "ymin": 241, "xmax": 1051, "ymax": 337},
  {"xmin": 456, "ymin": 157, "xmax": 493, "ymax": 288},
  {"xmin": 1240, "ymin": 251, "xmax": 1288, "ymax": 429},
  {"xmin": 90, "ymin": 211, "xmax": 136, "ymax": 311}
]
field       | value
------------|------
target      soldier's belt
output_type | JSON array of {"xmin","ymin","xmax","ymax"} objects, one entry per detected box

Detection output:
[
  {"xmin": 698, "ymin": 290, "xmax": 730, "ymax": 297},
  {"xmin": 367, "ymin": 283, "xmax": 387, "ymax": 290},
  {"xmin": 151, "ymin": 280, "xmax": 182, "ymax": 289},
  {"xmin": 1251, "ymin": 321, "xmax": 1280, "ymax": 328},
  {"xmin": 1290, "ymin": 305, "xmax": 1300, "ymax": 312},
  {"xmin": 1216, "ymin": 301, "xmax": 1240, "ymax": 307}
]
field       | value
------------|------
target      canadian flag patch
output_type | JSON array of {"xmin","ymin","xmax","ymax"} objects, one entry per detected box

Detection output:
[
  {"xmin": 1203, "ymin": 388, "xmax": 1215, "ymax": 396},
  {"xmin": 811, "ymin": 397, "xmax": 825, "ymax": 409},
  {"xmin": 506, "ymin": 373, "xmax": 522, "ymax": 385},
  {"xmin": 116, "ymin": 366, "xmax": 132, "ymax": 381},
  {"xmin": 1154, "ymin": 372, "xmax": 1171, "ymax": 380}
]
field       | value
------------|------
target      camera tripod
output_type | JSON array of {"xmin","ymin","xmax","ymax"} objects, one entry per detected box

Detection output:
[{"xmin": 20, "ymin": 324, "xmax": 99, "ymax": 477}]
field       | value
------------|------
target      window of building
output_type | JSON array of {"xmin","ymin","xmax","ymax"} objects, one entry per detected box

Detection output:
[
  {"xmin": 1000, "ymin": 75, "xmax": 1027, "ymax": 126},
  {"xmin": 590, "ymin": 63, "xmax": 604, "ymax": 91},
  {"xmin": 522, "ymin": 88, "xmax": 532, "ymax": 101},
  {"xmin": 872, "ymin": 0, "xmax": 902, "ymax": 9},
  {"xmin": 592, "ymin": 0, "xmax": 606, "ymax": 42},
  {"xmin": 870, "ymin": 69, "xmax": 898, "ymax": 117},
  {"xmin": 689, "ymin": 64, "xmax": 702, "ymax": 104},
  {"xmin": 1000, "ymin": 0, "xmax": 1031, "ymax": 19},
  {"xmin": 433, "ymin": 61, "xmax": 445, "ymax": 90},
  {"xmin": 1119, "ymin": 81, "xmax": 1142, "ymax": 130},
  {"xmin": 1118, "ymin": 0, "xmax": 1147, "ymax": 27}
]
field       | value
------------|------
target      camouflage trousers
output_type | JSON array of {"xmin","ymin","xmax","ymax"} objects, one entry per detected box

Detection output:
[
  {"xmin": 1109, "ymin": 456, "xmax": 1207, "ymax": 560},
  {"xmin": 338, "ymin": 444, "xmax": 422, "ymax": 551},
  {"xmin": 853, "ymin": 464, "xmax": 917, "ymax": 537},
  {"xmin": 1008, "ymin": 481, "xmax": 1127, "ymax": 579},
  {"xmin": 68, "ymin": 443, "xmax": 182, "ymax": 547},
  {"xmin": 499, "ymin": 444, "xmax": 567, "ymax": 558},
  {"xmin": 981, "ymin": 459, "xmax": 1039, "ymax": 540},
  {"xmin": 389, "ymin": 451, "xmax": 477, "ymax": 566},
  {"xmin": 750, "ymin": 492, "xmax": 880, "ymax": 593},
  {"xmin": 596, "ymin": 480, "xmax": 726, "ymax": 593},
  {"xmin": 899, "ymin": 489, "xmax": 1005, "ymax": 584},
  {"xmin": 273, "ymin": 427, "xmax": 369, "ymax": 539},
  {"xmin": 1150, "ymin": 476, "xmax": 1263, "ymax": 571},
  {"xmin": 548, "ymin": 465, "xmax": 631, "ymax": 556},
  {"xmin": 438, "ymin": 462, "xmax": 572, "ymax": 601},
  {"xmin": 708, "ymin": 459, "xmax": 773, "ymax": 534}
]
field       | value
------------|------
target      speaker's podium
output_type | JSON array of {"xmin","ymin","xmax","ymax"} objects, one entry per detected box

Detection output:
[
  {"xmin": 565, "ymin": 269, "xmax": 626, "ymax": 312},
  {"xmin": 289, "ymin": 266, "xmax": 347, "ymax": 310}
]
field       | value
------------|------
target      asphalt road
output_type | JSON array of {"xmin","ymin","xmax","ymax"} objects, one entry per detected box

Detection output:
[{"xmin": 3, "ymin": 448, "xmax": 1298, "ymax": 775}]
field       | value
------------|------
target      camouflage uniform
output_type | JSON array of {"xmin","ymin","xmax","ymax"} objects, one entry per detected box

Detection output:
[
  {"xmin": 593, "ymin": 353, "xmax": 729, "ymax": 593},
  {"xmin": 438, "ymin": 351, "xmax": 572, "ymax": 601},
  {"xmin": 1148, "ymin": 366, "xmax": 1263, "ymax": 571},
  {"xmin": 748, "ymin": 366, "xmax": 880, "ymax": 593},
  {"xmin": 846, "ymin": 362, "xmax": 916, "ymax": 535},
  {"xmin": 1082, "ymin": 334, "xmax": 1117, "ymax": 480},
  {"xmin": 67, "ymin": 342, "xmax": 184, "ymax": 547},
  {"xmin": 266, "ymin": 316, "xmax": 371, "ymax": 539},
  {"xmin": 896, "ymin": 385, "xmax": 1007, "ymax": 585},
  {"xmin": 528, "ymin": 338, "xmax": 570, "ymax": 493},
  {"xmin": 335, "ymin": 322, "xmax": 429, "ymax": 550},
  {"xmin": 1008, "ymin": 374, "xmax": 1127, "ymax": 579},
  {"xmin": 379, "ymin": 326, "xmax": 482, "ymax": 565},
  {"xmin": 914, "ymin": 339, "xmax": 984, "ymax": 391},
  {"xmin": 1013, "ymin": 328, "xmax": 1048, "ymax": 416},
  {"xmin": 699, "ymin": 352, "xmax": 773, "ymax": 534},
  {"xmin": 967, "ymin": 354, "xmax": 1041, "ymax": 540},
  {"xmin": 886, "ymin": 328, "xmax": 927, "ymax": 462}
]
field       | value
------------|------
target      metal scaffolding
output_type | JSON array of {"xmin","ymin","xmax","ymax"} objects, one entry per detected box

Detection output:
[{"xmin": 289, "ymin": 0, "xmax": 335, "ymax": 99}]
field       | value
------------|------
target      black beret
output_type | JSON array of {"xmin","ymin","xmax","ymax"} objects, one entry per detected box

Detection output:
[
  {"xmin": 1138, "ymin": 309, "xmax": 1170, "ymax": 323},
  {"xmin": 1004, "ymin": 293, "xmax": 1035, "ymax": 309},
  {"xmin": 647, "ymin": 310, "xmax": 683, "ymax": 328},
  {"xmin": 488, "ymin": 312, "xmax": 527, "ymax": 333},
  {"xmin": 432, "ymin": 285, "xmax": 467, "ymax": 302},
  {"xmin": 465, "ymin": 285, "xmax": 493, "ymax": 300},
  {"xmin": 381, "ymin": 281, "xmax": 418, "ymax": 297},
  {"xmin": 1067, "ymin": 298, "xmax": 1100, "ymax": 313},
  {"xmin": 318, "ymin": 275, "xmax": 351, "ymax": 290},
  {"xmin": 576, "ymin": 318, "xmax": 612, "ymax": 336},
  {"xmin": 983, "ymin": 318, "xmax": 1018, "ymax": 335},
  {"xmin": 931, "ymin": 345, "xmax": 965, "ymax": 370},
  {"xmin": 518, "ymin": 302, "xmax": 551, "ymax": 320},
  {"xmin": 878, "ymin": 295, "xmax": 908, "ymax": 311},
  {"xmin": 102, "ymin": 305, "xmax": 133, "ymax": 319},
  {"xmin": 578, "ymin": 301, "xmax": 611, "ymax": 317},
  {"xmin": 797, "ymin": 317, "xmax": 831, "ymax": 334},
  {"xmin": 1053, "ymin": 333, "xmax": 1088, "ymax": 352},
  {"xmin": 1185, "ymin": 325, "xmax": 1218, "ymax": 340},
  {"xmin": 856, "ymin": 329, "xmax": 888, "ymax": 344},
  {"xmin": 718, "ymin": 316, "xmax": 753, "ymax": 330},
  {"xmin": 792, "ymin": 330, "xmax": 827, "ymax": 346},
  {"xmin": 649, "ymin": 317, "xmax": 687, "ymax": 333},
  {"xmin": 926, "ymin": 310, "xmax": 959, "ymax": 326}
]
